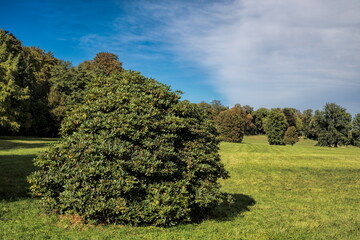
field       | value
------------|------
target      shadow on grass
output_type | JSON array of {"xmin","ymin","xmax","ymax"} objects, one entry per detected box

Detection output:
[
  {"xmin": 0, "ymin": 154, "xmax": 38, "ymax": 202},
  {"xmin": 205, "ymin": 193, "xmax": 256, "ymax": 222},
  {"xmin": 0, "ymin": 139, "xmax": 55, "ymax": 150}
]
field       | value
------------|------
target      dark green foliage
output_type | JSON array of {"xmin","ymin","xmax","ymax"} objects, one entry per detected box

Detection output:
[
  {"xmin": 264, "ymin": 109, "xmax": 288, "ymax": 145},
  {"xmin": 197, "ymin": 101, "xmax": 213, "ymax": 118},
  {"xmin": 282, "ymin": 108, "xmax": 298, "ymax": 127},
  {"xmin": 28, "ymin": 70, "xmax": 230, "ymax": 226},
  {"xmin": 47, "ymin": 60, "xmax": 93, "ymax": 127},
  {"xmin": 350, "ymin": 114, "xmax": 360, "ymax": 147},
  {"xmin": 20, "ymin": 46, "xmax": 62, "ymax": 136},
  {"xmin": 0, "ymin": 30, "xmax": 30, "ymax": 131},
  {"xmin": 0, "ymin": 29, "xmax": 64, "ymax": 136},
  {"xmin": 284, "ymin": 126, "xmax": 299, "ymax": 145},
  {"xmin": 215, "ymin": 105, "xmax": 245, "ymax": 143},
  {"xmin": 253, "ymin": 108, "xmax": 269, "ymax": 134},
  {"xmin": 314, "ymin": 103, "xmax": 352, "ymax": 147}
]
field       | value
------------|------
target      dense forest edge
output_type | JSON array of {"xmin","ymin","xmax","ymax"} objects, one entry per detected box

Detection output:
[{"xmin": 0, "ymin": 29, "xmax": 359, "ymax": 147}]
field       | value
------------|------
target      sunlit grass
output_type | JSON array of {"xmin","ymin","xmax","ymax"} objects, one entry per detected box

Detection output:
[{"xmin": 1, "ymin": 135, "xmax": 360, "ymax": 239}]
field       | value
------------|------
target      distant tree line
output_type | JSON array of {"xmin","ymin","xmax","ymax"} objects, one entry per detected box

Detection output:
[
  {"xmin": 1, "ymin": 29, "xmax": 359, "ymax": 147},
  {"xmin": 198, "ymin": 101, "xmax": 360, "ymax": 147}
]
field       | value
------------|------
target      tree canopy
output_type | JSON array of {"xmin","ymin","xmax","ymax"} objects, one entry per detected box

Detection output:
[{"xmin": 314, "ymin": 103, "xmax": 352, "ymax": 147}]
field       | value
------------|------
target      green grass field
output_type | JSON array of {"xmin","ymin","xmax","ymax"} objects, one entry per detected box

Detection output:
[{"xmin": 1, "ymin": 136, "xmax": 359, "ymax": 239}]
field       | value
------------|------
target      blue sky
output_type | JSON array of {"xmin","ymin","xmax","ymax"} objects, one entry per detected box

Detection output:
[{"xmin": 1, "ymin": 0, "xmax": 359, "ymax": 114}]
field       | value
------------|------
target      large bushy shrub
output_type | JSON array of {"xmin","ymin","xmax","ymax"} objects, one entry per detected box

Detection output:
[{"xmin": 28, "ymin": 70, "xmax": 230, "ymax": 226}]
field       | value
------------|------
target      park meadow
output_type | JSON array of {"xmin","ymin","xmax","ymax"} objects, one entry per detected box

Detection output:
[{"xmin": 1, "ymin": 135, "xmax": 359, "ymax": 240}]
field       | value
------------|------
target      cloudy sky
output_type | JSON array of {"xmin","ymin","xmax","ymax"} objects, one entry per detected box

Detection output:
[{"xmin": 1, "ymin": 0, "xmax": 359, "ymax": 114}]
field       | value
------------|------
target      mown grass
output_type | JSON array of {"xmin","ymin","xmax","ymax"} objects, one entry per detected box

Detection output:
[{"xmin": 1, "ymin": 135, "xmax": 360, "ymax": 239}]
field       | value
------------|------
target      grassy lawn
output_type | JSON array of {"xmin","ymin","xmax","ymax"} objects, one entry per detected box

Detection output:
[{"xmin": 1, "ymin": 135, "xmax": 359, "ymax": 239}]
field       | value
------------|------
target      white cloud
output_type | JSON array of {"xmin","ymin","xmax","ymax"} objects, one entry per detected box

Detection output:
[
  {"xmin": 140, "ymin": 0, "xmax": 360, "ymax": 112},
  {"xmin": 78, "ymin": 0, "xmax": 360, "ymax": 113}
]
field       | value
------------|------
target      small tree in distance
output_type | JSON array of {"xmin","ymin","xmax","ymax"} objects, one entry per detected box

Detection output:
[
  {"xmin": 215, "ymin": 105, "xmax": 245, "ymax": 143},
  {"xmin": 264, "ymin": 109, "xmax": 288, "ymax": 145},
  {"xmin": 314, "ymin": 103, "xmax": 351, "ymax": 147},
  {"xmin": 284, "ymin": 126, "xmax": 299, "ymax": 145}
]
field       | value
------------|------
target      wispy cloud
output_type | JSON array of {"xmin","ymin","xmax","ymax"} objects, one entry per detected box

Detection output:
[
  {"xmin": 139, "ymin": 0, "xmax": 360, "ymax": 111},
  {"xmin": 79, "ymin": 0, "xmax": 360, "ymax": 112}
]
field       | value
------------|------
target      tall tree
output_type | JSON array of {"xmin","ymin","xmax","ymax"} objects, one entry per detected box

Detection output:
[
  {"xmin": 20, "ymin": 46, "xmax": 61, "ymax": 136},
  {"xmin": 0, "ymin": 30, "xmax": 29, "ymax": 132},
  {"xmin": 314, "ymin": 103, "xmax": 352, "ymax": 147},
  {"xmin": 264, "ymin": 109, "xmax": 288, "ymax": 145}
]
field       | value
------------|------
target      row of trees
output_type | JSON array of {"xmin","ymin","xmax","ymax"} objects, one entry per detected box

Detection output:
[
  {"xmin": 198, "ymin": 101, "xmax": 360, "ymax": 147},
  {"xmin": 1, "ymin": 29, "xmax": 359, "ymax": 147}
]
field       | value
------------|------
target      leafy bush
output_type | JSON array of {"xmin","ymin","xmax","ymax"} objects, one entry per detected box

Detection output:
[
  {"xmin": 284, "ymin": 126, "xmax": 299, "ymax": 145},
  {"xmin": 28, "ymin": 70, "xmax": 230, "ymax": 226}
]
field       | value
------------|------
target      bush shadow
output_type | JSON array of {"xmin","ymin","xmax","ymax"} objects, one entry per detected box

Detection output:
[
  {"xmin": 206, "ymin": 193, "xmax": 256, "ymax": 222},
  {"xmin": 0, "ymin": 154, "xmax": 38, "ymax": 202},
  {"xmin": 0, "ymin": 139, "xmax": 54, "ymax": 150}
]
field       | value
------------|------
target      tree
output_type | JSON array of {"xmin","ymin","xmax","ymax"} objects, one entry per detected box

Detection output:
[
  {"xmin": 282, "ymin": 108, "xmax": 298, "ymax": 127},
  {"xmin": 253, "ymin": 107, "xmax": 269, "ymax": 134},
  {"xmin": 301, "ymin": 109, "xmax": 317, "ymax": 140},
  {"xmin": 81, "ymin": 52, "xmax": 123, "ymax": 77},
  {"xmin": 240, "ymin": 105, "xmax": 255, "ymax": 135},
  {"xmin": 47, "ymin": 53, "xmax": 123, "ymax": 136},
  {"xmin": 215, "ymin": 105, "xmax": 245, "ymax": 143},
  {"xmin": 20, "ymin": 46, "xmax": 62, "ymax": 136},
  {"xmin": 28, "ymin": 69, "xmax": 230, "ymax": 226},
  {"xmin": 314, "ymin": 103, "xmax": 352, "ymax": 147},
  {"xmin": 242, "ymin": 105, "xmax": 254, "ymax": 115},
  {"xmin": 210, "ymin": 100, "xmax": 228, "ymax": 117},
  {"xmin": 244, "ymin": 112, "xmax": 256, "ymax": 135},
  {"xmin": 284, "ymin": 126, "xmax": 299, "ymax": 145},
  {"xmin": 0, "ymin": 30, "xmax": 30, "ymax": 132},
  {"xmin": 264, "ymin": 109, "xmax": 288, "ymax": 145},
  {"xmin": 197, "ymin": 101, "xmax": 213, "ymax": 118},
  {"xmin": 350, "ymin": 113, "xmax": 360, "ymax": 147}
]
